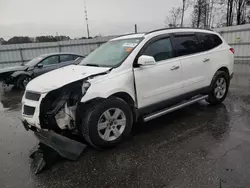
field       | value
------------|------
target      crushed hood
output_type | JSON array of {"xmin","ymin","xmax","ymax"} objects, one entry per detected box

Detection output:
[
  {"xmin": 0, "ymin": 65, "xmax": 27, "ymax": 74},
  {"xmin": 26, "ymin": 65, "xmax": 110, "ymax": 93}
]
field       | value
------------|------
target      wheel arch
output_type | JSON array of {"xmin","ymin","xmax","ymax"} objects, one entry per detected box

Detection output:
[
  {"xmin": 210, "ymin": 66, "xmax": 230, "ymax": 86},
  {"xmin": 77, "ymin": 92, "xmax": 137, "ymax": 124},
  {"xmin": 110, "ymin": 92, "xmax": 135, "ymax": 107},
  {"xmin": 110, "ymin": 92, "xmax": 137, "ymax": 122},
  {"xmin": 217, "ymin": 66, "xmax": 230, "ymax": 77}
]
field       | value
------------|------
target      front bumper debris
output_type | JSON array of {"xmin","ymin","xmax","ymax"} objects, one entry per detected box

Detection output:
[
  {"xmin": 21, "ymin": 119, "xmax": 87, "ymax": 174},
  {"xmin": 34, "ymin": 129, "xmax": 86, "ymax": 161}
]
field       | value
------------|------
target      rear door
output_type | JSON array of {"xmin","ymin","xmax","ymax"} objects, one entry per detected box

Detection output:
[
  {"xmin": 33, "ymin": 55, "xmax": 60, "ymax": 77},
  {"xmin": 134, "ymin": 36, "xmax": 183, "ymax": 109},
  {"xmin": 171, "ymin": 33, "xmax": 211, "ymax": 93},
  {"xmin": 196, "ymin": 32, "xmax": 224, "ymax": 84}
]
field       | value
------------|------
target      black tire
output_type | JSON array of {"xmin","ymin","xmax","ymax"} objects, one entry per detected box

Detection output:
[
  {"xmin": 78, "ymin": 97, "xmax": 133, "ymax": 149},
  {"xmin": 16, "ymin": 75, "xmax": 31, "ymax": 90},
  {"xmin": 206, "ymin": 71, "xmax": 229, "ymax": 105}
]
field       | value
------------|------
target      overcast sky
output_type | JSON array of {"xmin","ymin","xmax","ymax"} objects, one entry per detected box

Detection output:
[{"xmin": 0, "ymin": 0, "xmax": 188, "ymax": 39}]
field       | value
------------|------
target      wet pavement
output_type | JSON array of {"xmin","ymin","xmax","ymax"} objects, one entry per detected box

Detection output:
[{"xmin": 1, "ymin": 64, "xmax": 250, "ymax": 188}]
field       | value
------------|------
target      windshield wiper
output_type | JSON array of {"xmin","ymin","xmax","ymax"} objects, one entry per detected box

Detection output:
[{"xmin": 85, "ymin": 64, "xmax": 100, "ymax": 67}]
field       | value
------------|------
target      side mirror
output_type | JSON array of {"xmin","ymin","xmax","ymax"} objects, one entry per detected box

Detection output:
[
  {"xmin": 37, "ymin": 63, "xmax": 43, "ymax": 68},
  {"xmin": 137, "ymin": 55, "xmax": 156, "ymax": 66}
]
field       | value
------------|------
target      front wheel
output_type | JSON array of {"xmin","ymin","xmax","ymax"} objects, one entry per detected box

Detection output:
[
  {"xmin": 16, "ymin": 75, "xmax": 32, "ymax": 90},
  {"xmin": 78, "ymin": 97, "xmax": 133, "ymax": 149},
  {"xmin": 206, "ymin": 71, "xmax": 229, "ymax": 105}
]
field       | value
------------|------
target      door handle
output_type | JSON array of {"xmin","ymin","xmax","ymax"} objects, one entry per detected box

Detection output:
[
  {"xmin": 203, "ymin": 58, "xmax": 210, "ymax": 62},
  {"xmin": 170, "ymin": 65, "xmax": 180, "ymax": 70}
]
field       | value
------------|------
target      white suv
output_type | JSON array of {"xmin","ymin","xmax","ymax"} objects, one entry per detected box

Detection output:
[{"xmin": 21, "ymin": 28, "xmax": 234, "ymax": 149}]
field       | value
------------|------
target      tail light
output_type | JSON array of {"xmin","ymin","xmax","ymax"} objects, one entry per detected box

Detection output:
[{"xmin": 230, "ymin": 48, "xmax": 235, "ymax": 54}]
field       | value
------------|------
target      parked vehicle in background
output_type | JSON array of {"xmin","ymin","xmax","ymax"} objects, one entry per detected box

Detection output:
[
  {"xmin": 21, "ymin": 28, "xmax": 234, "ymax": 151},
  {"xmin": 0, "ymin": 53, "xmax": 84, "ymax": 89}
]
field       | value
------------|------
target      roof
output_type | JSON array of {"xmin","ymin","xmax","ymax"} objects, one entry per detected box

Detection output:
[
  {"xmin": 40, "ymin": 52, "xmax": 84, "ymax": 57},
  {"xmin": 146, "ymin": 27, "xmax": 213, "ymax": 34},
  {"xmin": 111, "ymin": 33, "xmax": 145, "ymax": 41},
  {"xmin": 111, "ymin": 28, "xmax": 216, "ymax": 41}
]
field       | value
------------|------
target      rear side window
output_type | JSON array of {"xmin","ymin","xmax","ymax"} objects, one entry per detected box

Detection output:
[
  {"xmin": 40, "ymin": 56, "xmax": 59, "ymax": 66},
  {"xmin": 143, "ymin": 38, "xmax": 173, "ymax": 62},
  {"xmin": 172, "ymin": 35, "xmax": 200, "ymax": 56},
  {"xmin": 197, "ymin": 33, "xmax": 223, "ymax": 51},
  {"xmin": 60, "ymin": 55, "xmax": 74, "ymax": 62}
]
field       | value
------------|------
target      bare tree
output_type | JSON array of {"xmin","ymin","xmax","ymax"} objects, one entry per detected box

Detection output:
[
  {"xmin": 191, "ymin": 0, "xmax": 207, "ymax": 28},
  {"xmin": 181, "ymin": 0, "xmax": 191, "ymax": 26},
  {"xmin": 165, "ymin": 7, "xmax": 182, "ymax": 27},
  {"xmin": 211, "ymin": 0, "xmax": 228, "ymax": 27},
  {"xmin": 191, "ymin": 0, "xmax": 226, "ymax": 28},
  {"xmin": 208, "ymin": 0, "xmax": 215, "ymax": 27},
  {"xmin": 225, "ymin": 0, "xmax": 250, "ymax": 26},
  {"xmin": 227, "ymin": 0, "xmax": 234, "ymax": 26},
  {"xmin": 236, "ymin": 0, "xmax": 250, "ymax": 25}
]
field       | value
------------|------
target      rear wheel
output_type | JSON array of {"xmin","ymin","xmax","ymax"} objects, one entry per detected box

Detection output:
[
  {"xmin": 206, "ymin": 71, "xmax": 229, "ymax": 105},
  {"xmin": 78, "ymin": 97, "xmax": 133, "ymax": 149},
  {"xmin": 16, "ymin": 75, "xmax": 32, "ymax": 90}
]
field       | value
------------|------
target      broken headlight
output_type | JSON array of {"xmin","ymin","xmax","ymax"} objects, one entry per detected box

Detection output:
[
  {"xmin": 40, "ymin": 80, "xmax": 89, "ymax": 131},
  {"xmin": 82, "ymin": 81, "xmax": 91, "ymax": 95}
]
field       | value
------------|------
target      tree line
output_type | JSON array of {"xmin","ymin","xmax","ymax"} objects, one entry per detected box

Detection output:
[
  {"xmin": 0, "ymin": 35, "xmax": 94, "ymax": 45},
  {"xmin": 166, "ymin": 0, "xmax": 250, "ymax": 28}
]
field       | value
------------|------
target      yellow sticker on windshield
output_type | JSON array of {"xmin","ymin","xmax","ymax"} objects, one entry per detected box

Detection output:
[{"xmin": 126, "ymin": 47, "xmax": 133, "ymax": 52}]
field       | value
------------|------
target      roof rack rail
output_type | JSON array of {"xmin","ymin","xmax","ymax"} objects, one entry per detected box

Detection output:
[
  {"xmin": 146, "ymin": 27, "xmax": 213, "ymax": 35},
  {"xmin": 117, "ymin": 32, "xmax": 145, "ymax": 37}
]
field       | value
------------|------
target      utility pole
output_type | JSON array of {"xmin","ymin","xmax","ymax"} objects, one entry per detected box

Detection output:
[
  {"xmin": 181, "ymin": 0, "xmax": 185, "ymax": 27},
  {"xmin": 84, "ymin": 0, "xmax": 90, "ymax": 38},
  {"xmin": 134, "ymin": 24, "xmax": 138, "ymax": 33}
]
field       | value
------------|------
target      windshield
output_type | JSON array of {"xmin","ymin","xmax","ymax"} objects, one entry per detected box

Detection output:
[
  {"xmin": 80, "ymin": 38, "xmax": 142, "ymax": 67},
  {"xmin": 25, "ymin": 56, "xmax": 44, "ymax": 66}
]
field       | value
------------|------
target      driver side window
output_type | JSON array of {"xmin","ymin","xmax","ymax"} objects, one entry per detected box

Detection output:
[
  {"xmin": 40, "ymin": 56, "xmax": 59, "ymax": 66},
  {"xmin": 143, "ymin": 38, "xmax": 173, "ymax": 62}
]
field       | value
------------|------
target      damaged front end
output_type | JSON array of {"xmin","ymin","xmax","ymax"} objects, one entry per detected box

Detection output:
[
  {"xmin": 21, "ymin": 67, "xmax": 112, "ymax": 173},
  {"xmin": 22, "ymin": 80, "xmax": 91, "ymax": 173},
  {"xmin": 39, "ymin": 80, "xmax": 88, "ymax": 132}
]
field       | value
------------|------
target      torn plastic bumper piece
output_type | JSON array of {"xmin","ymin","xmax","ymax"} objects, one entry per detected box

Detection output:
[
  {"xmin": 21, "ymin": 119, "xmax": 87, "ymax": 174},
  {"xmin": 34, "ymin": 129, "xmax": 86, "ymax": 161},
  {"xmin": 30, "ymin": 143, "xmax": 59, "ymax": 174},
  {"xmin": 21, "ymin": 118, "xmax": 86, "ymax": 160}
]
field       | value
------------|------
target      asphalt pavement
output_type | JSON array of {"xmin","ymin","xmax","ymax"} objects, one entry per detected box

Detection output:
[{"xmin": 1, "ymin": 63, "xmax": 250, "ymax": 188}]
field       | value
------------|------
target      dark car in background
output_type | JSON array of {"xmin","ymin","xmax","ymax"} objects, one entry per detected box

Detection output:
[{"xmin": 0, "ymin": 52, "xmax": 84, "ymax": 89}]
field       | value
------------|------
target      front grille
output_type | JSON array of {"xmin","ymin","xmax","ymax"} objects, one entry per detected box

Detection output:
[
  {"xmin": 25, "ymin": 92, "xmax": 41, "ymax": 101},
  {"xmin": 23, "ymin": 105, "xmax": 35, "ymax": 116}
]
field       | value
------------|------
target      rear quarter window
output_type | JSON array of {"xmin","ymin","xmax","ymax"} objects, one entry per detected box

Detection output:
[
  {"xmin": 60, "ymin": 55, "xmax": 74, "ymax": 62},
  {"xmin": 197, "ymin": 33, "xmax": 223, "ymax": 51}
]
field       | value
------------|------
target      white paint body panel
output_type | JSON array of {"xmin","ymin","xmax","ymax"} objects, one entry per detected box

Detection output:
[
  {"xmin": 134, "ymin": 58, "xmax": 183, "ymax": 108},
  {"xmin": 21, "ymin": 93, "xmax": 47, "ymax": 128},
  {"xmin": 26, "ymin": 65, "xmax": 110, "ymax": 93},
  {"xmin": 82, "ymin": 69, "xmax": 135, "ymax": 103}
]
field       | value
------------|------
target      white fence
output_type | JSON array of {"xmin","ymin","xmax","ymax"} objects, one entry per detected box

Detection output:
[
  {"xmin": 1, "ymin": 25, "xmax": 250, "ymax": 68},
  {"xmin": 0, "ymin": 36, "xmax": 116, "ymax": 68},
  {"xmin": 215, "ymin": 24, "xmax": 250, "ymax": 63}
]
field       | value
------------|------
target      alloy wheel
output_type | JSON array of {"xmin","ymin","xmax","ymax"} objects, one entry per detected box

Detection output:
[{"xmin": 97, "ymin": 108, "xmax": 126, "ymax": 141}]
